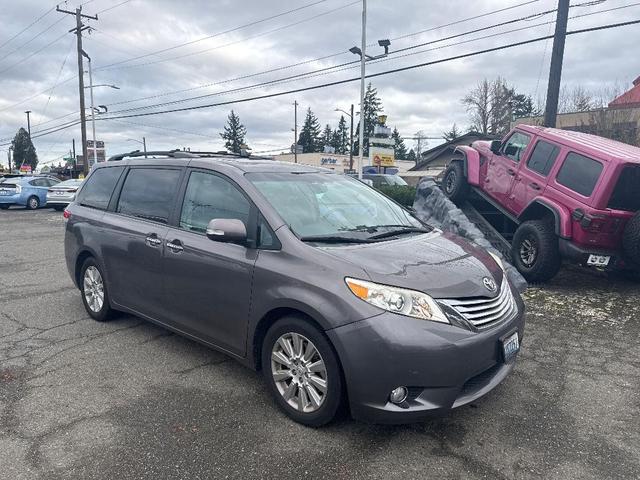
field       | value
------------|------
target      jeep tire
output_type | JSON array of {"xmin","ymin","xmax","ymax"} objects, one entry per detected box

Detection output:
[
  {"xmin": 623, "ymin": 211, "xmax": 640, "ymax": 269},
  {"xmin": 442, "ymin": 162, "xmax": 469, "ymax": 206},
  {"xmin": 511, "ymin": 219, "xmax": 561, "ymax": 282}
]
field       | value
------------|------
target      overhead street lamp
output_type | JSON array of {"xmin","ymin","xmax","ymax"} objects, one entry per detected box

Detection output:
[
  {"xmin": 350, "ymin": 0, "xmax": 390, "ymax": 180},
  {"xmin": 127, "ymin": 137, "xmax": 147, "ymax": 158}
]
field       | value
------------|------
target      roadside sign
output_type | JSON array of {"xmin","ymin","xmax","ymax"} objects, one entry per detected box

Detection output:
[
  {"xmin": 19, "ymin": 164, "xmax": 32, "ymax": 173},
  {"xmin": 369, "ymin": 147, "xmax": 395, "ymax": 167}
]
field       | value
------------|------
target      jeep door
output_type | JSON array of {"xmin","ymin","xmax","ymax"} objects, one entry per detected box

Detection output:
[
  {"xmin": 101, "ymin": 166, "xmax": 184, "ymax": 321},
  {"xmin": 484, "ymin": 131, "xmax": 532, "ymax": 210},
  {"xmin": 508, "ymin": 139, "xmax": 561, "ymax": 214},
  {"xmin": 161, "ymin": 169, "xmax": 258, "ymax": 356}
]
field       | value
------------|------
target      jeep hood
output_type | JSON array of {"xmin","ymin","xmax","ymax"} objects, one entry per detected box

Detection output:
[{"xmin": 320, "ymin": 231, "xmax": 503, "ymax": 299}]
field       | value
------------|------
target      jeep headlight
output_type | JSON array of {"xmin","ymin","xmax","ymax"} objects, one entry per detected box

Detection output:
[{"xmin": 345, "ymin": 277, "xmax": 449, "ymax": 323}]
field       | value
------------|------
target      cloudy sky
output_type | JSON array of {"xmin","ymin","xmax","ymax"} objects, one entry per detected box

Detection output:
[{"xmin": 0, "ymin": 0, "xmax": 638, "ymax": 167}]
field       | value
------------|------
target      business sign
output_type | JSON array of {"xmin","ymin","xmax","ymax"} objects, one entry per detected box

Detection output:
[
  {"xmin": 369, "ymin": 147, "xmax": 395, "ymax": 167},
  {"xmin": 19, "ymin": 164, "xmax": 32, "ymax": 173},
  {"xmin": 86, "ymin": 140, "xmax": 106, "ymax": 167}
]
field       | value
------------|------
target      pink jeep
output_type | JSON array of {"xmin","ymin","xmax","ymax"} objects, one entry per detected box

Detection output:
[{"xmin": 442, "ymin": 125, "xmax": 640, "ymax": 282}]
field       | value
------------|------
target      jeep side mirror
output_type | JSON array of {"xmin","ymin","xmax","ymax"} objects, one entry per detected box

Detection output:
[
  {"xmin": 206, "ymin": 218, "xmax": 247, "ymax": 244},
  {"xmin": 490, "ymin": 140, "xmax": 502, "ymax": 154}
]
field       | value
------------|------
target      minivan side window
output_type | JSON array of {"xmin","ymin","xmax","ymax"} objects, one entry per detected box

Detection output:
[
  {"xmin": 527, "ymin": 140, "xmax": 560, "ymax": 176},
  {"xmin": 117, "ymin": 168, "xmax": 182, "ymax": 224},
  {"xmin": 179, "ymin": 171, "xmax": 250, "ymax": 234},
  {"xmin": 502, "ymin": 132, "xmax": 531, "ymax": 162},
  {"xmin": 555, "ymin": 152, "xmax": 603, "ymax": 197},
  {"xmin": 76, "ymin": 166, "xmax": 124, "ymax": 210}
]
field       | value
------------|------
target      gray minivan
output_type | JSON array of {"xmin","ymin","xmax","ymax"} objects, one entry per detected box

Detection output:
[{"xmin": 64, "ymin": 151, "xmax": 525, "ymax": 426}]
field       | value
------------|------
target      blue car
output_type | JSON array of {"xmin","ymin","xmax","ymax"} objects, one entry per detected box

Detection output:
[{"xmin": 0, "ymin": 175, "xmax": 61, "ymax": 210}]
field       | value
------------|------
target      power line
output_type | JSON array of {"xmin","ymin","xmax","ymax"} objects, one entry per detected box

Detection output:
[
  {"xmin": 0, "ymin": 16, "xmax": 66, "ymax": 63},
  {"xmin": 0, "ymin": 31, "xmax": 69, "ymax": 75},
  {"xmin": 95, "ymin": 1, "xmax": 360, "ymax": 72},
  {"xmin": 95, "ymin": 0, "xmax": 330, "ymax": 70},
  {"xmin": 4, "ymin": 17, "xmax": 637, "ymax": 146},
  {"xmin": 96, "ymin": 0, "xmax": 133, "ymax": 15},
  {"xmin": 0, "ymin": 5, "xmax": 55, "ymax": 52}
]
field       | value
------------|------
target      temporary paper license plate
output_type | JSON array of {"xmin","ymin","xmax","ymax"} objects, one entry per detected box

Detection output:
[
  {"xmin": 502, "ymin": 332, "xmax": 520, "ymax": 362},
  {"xmin": 587, "ymin": 254, "xmax": 610, "ymax": 266}
]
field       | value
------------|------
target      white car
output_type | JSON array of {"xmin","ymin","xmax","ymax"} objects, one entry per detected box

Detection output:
[{"xmin": 47, "ymin": 179, "xmax": 83, "ymax": 211}]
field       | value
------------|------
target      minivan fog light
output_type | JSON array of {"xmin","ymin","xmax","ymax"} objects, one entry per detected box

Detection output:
[
  {"xmin": 345, "ymin": 277, "xmax": 449, "ymax": 323},
  {"xmin": 390, "ymin": 386, "xmax": 408, "ymax": 404}
]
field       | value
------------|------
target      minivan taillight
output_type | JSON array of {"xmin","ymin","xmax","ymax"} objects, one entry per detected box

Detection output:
[{"xmin": 63, "ymin": 209, "xmax": 71, "ymax": 220}]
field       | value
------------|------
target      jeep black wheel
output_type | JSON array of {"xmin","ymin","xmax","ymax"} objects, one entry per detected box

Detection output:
[
  {"xmin": 511, "ymin": 220, "xmax": 561, "ymax": 282},
  {"xmin": 442, "ymin": 162, "xmax": 469, "ymax": 205},
  {"xmin": 622, "ymin": 211, "xmax": 640, "ymax": 268}
]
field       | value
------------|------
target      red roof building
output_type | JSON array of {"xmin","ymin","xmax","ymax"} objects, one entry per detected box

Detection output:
[{"xmin": 608, "ymin": 76, "xmax": 640, "ymax": 109}]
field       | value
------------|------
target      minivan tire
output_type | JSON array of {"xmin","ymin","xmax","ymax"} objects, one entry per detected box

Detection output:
[
  {"xmin": 80, "ymin": 257, "xmax": 114, "ymax": 322},
  {"xmin": 442, "ymin": 162, "xmax": 469, "ymax": 205},
  {"xmin": 511, "ymin": 219, "xmax": 561, "ymax": 282},
  {"xmin": 26, "ymin": 196, "xmax": 40, "ymax": 210},
  {"xmin": 622, "ymin": 211, "xmax": 640, "ymax": 268},
  {"xmin": 262, "ymin": 316, "xmax": 343, "ymax": 427}
]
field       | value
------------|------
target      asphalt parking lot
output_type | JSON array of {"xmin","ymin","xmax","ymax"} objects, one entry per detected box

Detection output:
[{"xmin": 1, "ymin": 208, "xmax": 639, "ymax": 480}]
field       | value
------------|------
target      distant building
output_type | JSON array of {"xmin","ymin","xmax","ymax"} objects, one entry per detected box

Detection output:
[
  {"xmin": 513, "ymin": 76, "xmax": 640, "ymax": 146},
  {"xmin": 402, "ymin": 131, "xmax": 495, "ymax": 186}
]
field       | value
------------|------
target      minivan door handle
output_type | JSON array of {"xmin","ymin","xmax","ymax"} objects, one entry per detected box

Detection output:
[
  {"xmin": 145, "ymin": 234, "xmax": 162, "ymax": 247},
  {"xmin": 529, "ymin": 182, "xmax": 541, "ymax": 191},
  {"xmin": 166, "ymin": 239, "xmax": 184, "ymax": 253}
]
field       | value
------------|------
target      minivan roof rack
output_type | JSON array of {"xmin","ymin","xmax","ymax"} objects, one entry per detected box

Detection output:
[{"xmin": 108, "ymin": 149, "xmax": 199, "ymax": 161}]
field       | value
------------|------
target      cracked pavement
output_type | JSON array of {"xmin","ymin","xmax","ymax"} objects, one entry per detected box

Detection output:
[{"xmin": 1, "ymin": 208, "xmax": 639, "ymax": 479}]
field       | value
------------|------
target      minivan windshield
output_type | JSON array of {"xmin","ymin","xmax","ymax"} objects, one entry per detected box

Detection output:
[{"xmin": 248, "ymin": 172, "xmax": 428, "ymax": 242}]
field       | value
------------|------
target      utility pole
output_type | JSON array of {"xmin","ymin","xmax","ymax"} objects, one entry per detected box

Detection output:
[
  {"xmin": 293, "ymin": 100, "xmax": 298, "ymax": 163},
  {"xmin": 7, "ymin": 147, "xmax": 12, "ymax": 174},
  {"xmin": 24, "ymin": 111, "xmax": 31, "ymax": 138},
  {"xmin": 543, "ymin": 0, "xmax": 570, "ymax": 128},
  {"xmin": 357, "ymin": 0, "xmax": 367, "ymax": 180},
  {"xmin": 349, "ymin": 103, "xmax": 354, "ymax": 171},
  {"xmin": 57, "ymin": 5, "xmax": 98, "ymax": 176},
  {"xmin": 87, "ymin": 56, "xmax": 97, "ymax": 167},
  {"xmin": 142, "ymin": 137, "xmax": 147, "ymax": 158}
]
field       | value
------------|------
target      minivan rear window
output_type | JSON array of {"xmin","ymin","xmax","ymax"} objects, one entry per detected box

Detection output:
[
  {"xmin": 608, "ymin": 164, "xmax": 640, "ymax": 211},
  {"xmin": 76, "ymin": 166, "xmax": 124, "ymax": 210},
  {"xmin": 117, "ymin": 168, "xmax": 181, "ymax": 224},
  {"xmin": 555, "ymin": 152, "xmax": 603, "ymax": 197}
]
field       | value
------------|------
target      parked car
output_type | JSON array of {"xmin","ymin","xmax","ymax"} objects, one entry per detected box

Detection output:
[
  {"xmin": 0, "ymin": 175, "xmax": 60, "ymax": 209},
  {"xmin": 47, "ymin": 178, "xmax": 83, "ymax": 211},
  {"xmin": 442, "ymin": 125, "xmax": 640, "ymax": 282},
  {"xmin": 65, "ymin": 151, "xmax": 525, "ymax": 426},
  {"xmin": 362, "ymin": 173, "xmax": 408, "ymax": 188}
]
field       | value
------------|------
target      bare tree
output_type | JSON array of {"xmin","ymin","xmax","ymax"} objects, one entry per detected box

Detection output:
[
  {"xmin": 462, "ymin": 77, "xmax": 517, "ymax": 136},
  {"xmin": 462, "ymin": 79, "xmax": 491, "ymax": 134}
]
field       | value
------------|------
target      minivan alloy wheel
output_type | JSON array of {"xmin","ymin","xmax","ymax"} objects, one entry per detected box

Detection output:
[
  {"xmin": 83, "ymin": 266, "xmax": 105, "ymax": 313},
  {"xmin": 271, "ymin": 332, "xmax": 328, "ymax": 413}
]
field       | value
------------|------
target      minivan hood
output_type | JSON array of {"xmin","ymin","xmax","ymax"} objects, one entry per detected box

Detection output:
[{"xmin": 319, "ymin": 231, "xmax": 503, "ymax": 299}]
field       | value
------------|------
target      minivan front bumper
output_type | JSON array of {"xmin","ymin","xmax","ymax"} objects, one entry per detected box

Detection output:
[{"xmin": 327, "ymin": 296, "xmax": 525, "ymax": 424}]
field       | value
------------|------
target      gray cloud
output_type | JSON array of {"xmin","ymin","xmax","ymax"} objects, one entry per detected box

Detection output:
[{"xmin": 1, "ymin": 0, "xmax": 638, "ymax": 165}]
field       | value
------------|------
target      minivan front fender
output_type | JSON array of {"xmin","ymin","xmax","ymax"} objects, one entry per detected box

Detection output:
[{"xmin": 454, "ymin": 146, "xmax": 481, "ymax": 186}]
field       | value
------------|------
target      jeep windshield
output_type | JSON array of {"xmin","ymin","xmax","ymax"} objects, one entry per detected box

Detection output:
[
  {"xmin": 608, "ymin": 164, "xmax": 640, "ymax": 212},
  {"xmin": 247, "ymin": 172, "xmax": 428, "ymax": 242}
]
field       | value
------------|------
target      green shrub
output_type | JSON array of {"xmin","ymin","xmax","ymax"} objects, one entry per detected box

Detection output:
[{"xmin": 377, "ymin": 185, "xmax": 416, "ymax": 208}]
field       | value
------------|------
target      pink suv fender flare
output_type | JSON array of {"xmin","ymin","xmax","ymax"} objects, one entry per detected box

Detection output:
[
  {"xmin": 453, "ymin": 146, "xmax": 481, "ymax": 186},
  {"xmin": 519, "ymin": 198, "xmax": 572, "ymax": 239}
]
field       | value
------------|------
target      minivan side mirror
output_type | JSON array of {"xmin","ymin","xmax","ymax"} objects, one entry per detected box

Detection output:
[
  {"xmin": 206, "ymin": 218, "xmax": 247, "ymax": 243},
  {"xmin": 490, "ymin": 140, "xmax": 502, "ymax": 154}
]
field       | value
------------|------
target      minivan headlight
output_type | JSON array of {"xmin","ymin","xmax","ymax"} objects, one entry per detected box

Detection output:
[
  {"xmin": 489, "ymin": 251, "xmax": 506, "ymax": 272},
  {"xmin": 345, "ymin": 277, "xmax": 449, "ymax": 323}
]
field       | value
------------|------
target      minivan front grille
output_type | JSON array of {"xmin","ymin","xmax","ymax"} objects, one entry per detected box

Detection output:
[{"xmin": 441, "ymin": 280, "xmax": 516, "ymax": 329}]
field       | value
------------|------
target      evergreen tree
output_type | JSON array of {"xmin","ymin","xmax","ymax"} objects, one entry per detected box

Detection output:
[
  {"xmin": 219, "ymin": 110, "xmax": 247, "ymax": 154},
  {"xmin": 11, "ymin": 127, "xmax": 38, "ymax": 172},
  {"xmin": 353, "ymin": 82, "xmax": 384, "ymax": 157},
  {"xmin": 407, "ymin": 149, "xmax": 416, "ymax": 163},
  {"xmin": 391, "ymin": 127, "xmax": 407, "ymax": 160},
  {"xmin": 443, "ymin": 123, "xmax": 461, "ymax": 142},
  {"xmin": 298, "ymin": 108, "xmax": 322, "ymax": 153},
  {"xmin": 334, "ymin": 115, "xmax": 349, "ymax": 154},
  {"xmin": 321, "ymin": 124, "xmax": 333, "ymax": 149}
]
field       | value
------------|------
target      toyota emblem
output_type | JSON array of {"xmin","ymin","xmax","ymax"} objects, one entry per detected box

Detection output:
[{"xmin": 483, "ymin": 277, "xmax": 497, "ymax": 293}]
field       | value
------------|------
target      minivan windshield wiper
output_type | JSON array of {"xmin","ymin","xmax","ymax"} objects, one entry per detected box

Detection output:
[
  {"xmin": 299, "ymin": 235, "xmax": 376, "ymax": 244},
  {"xmin": 367, "ymin": 226, "xmax": 430, "ymax": 240}
]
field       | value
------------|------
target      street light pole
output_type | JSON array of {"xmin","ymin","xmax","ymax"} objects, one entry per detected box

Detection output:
[
  {"xmin": 357, "ymin": 0, "xmax": 366, "ymax": 180},
  {"xmin": 293, "ymin": 100, "xmax": 298, "ymax": 163},
  {"xmin": 349, "ymin": 103, "xmax": 354, "ymax": 172},
  {"xmin": 24, "ymin": 111, "xmax": 31, "ymax": 138},
  {"xmin": 87, "ymin": 57, "xmax": 97, "ymax": 168}
]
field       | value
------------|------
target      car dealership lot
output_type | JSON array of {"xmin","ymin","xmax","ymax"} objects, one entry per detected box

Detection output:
[{"xmin": 1, "ymin": 208, "xmax": 639, "ymax": 480}]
